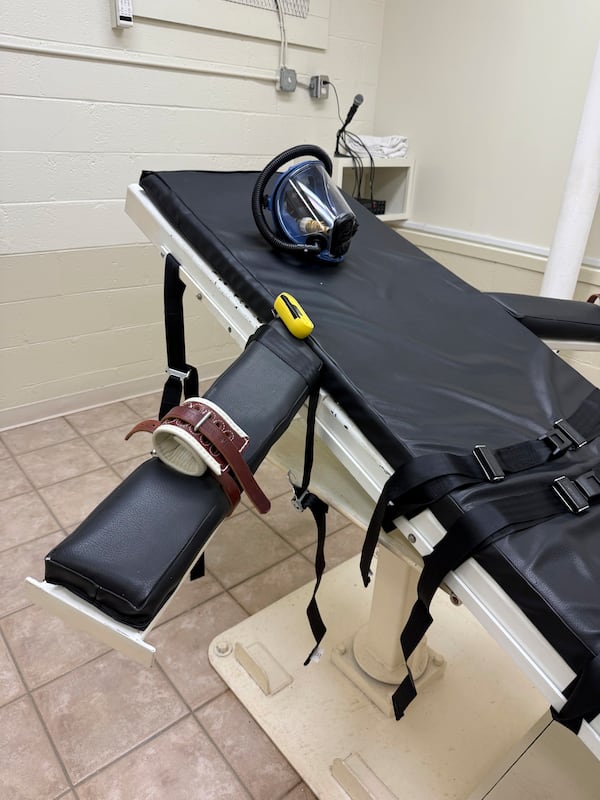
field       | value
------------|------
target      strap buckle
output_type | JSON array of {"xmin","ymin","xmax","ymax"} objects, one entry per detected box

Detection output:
[
  {"xmin": 288, "ymin": 470, "xmax": 309, "ymax": 511},
  {"xmin": 473, "ymin": 445, "xmax": 505, "ymax": 482},
  {"xmin": 541, "ymin": 419, "xmax": 587, "ymax": 458},
  {"xmin": 165, "ymin": 366, "xmax": 191, "ymax": 383},
  {"xmin": 576, "ymin": 469, "xmax": 600, "ymax": 500},
  {"xmin": 291, "ymin": 490, "xmax": 309, "ymax": 511},
  {"xmin": 193, "ymin": 411, "xmax": 211, "ymax": 433},
  {"xmin": 552, "ymin": 474, "xmax": 593, "ymax": 514}
]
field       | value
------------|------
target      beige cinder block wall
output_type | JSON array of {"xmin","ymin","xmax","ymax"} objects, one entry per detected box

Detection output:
[
  {"xmin": 375, "ymin": 0, "xmax": 600, "ymax": 385},
  {"xmin": 0, "ymin": 0, "xmax": 386, "ymax": 428}
]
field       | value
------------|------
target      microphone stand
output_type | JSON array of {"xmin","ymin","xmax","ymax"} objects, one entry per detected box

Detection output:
[
  {"xmin": 334, "ymin": 126, "xmax": 348, "ymax": 157},
  {"xmin": 334, "ymin": 95, "xmax": 363, "ymax": 157}
]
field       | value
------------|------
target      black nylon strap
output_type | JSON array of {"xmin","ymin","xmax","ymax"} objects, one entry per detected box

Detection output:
[
  {"xmin": 302, "ymin": 492, "xmax": 329, "ymax": 664},
  {"xmin": 159, "ymin": 254, "xmax": 199, "ymax": 418},
  {"xmin": 190, "ymin": 554, "xmax": 205, "ymax": 581},
  {"xmin": 360, "ymin": 456, "xmax": 490, "ymax": 587},
  {"xmin": 391, "ymin": 480, "xmax": 596, "ymax": 720},
  {"xmin": 552, "ymin": 652, "xmax": 600, "ymax": 733},
  {"xmin": 289, "ymin": 380, "xmax": 330, "ymax": 662},
  {"xmin": 360, "ymin": 388, "xmax": 600, "ymax": 587},
  {"xmin": 300, "ymin": 387, "xmax": 319, "ymax": 492},
  {"xmin": 497, "ymin": 439, "xmax": 554, "ymax": 472},
  {"xmin": 569, "ymin": 388, "xmax": 600, "ymax": 438}
]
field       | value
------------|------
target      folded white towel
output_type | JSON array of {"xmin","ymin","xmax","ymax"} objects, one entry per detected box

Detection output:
[{"xmin": 350, "ymin": 135, "xmax": 408, "ymax": 159}]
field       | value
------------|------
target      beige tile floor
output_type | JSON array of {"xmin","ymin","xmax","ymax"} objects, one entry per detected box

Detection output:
[{"xmin": 0, "ymin": 390, "xmax": 366, "ymax": 800}]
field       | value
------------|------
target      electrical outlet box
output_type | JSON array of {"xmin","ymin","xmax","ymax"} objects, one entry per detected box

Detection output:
[
  {"xmin": 278, "ymin": 67, "xmax": 297, "ymax": 92},
  {"xmin": 309, "ymin": 75, "xmax": 329, "ymax": 99},
  {"xmin": 111, "ymin": 0, "xmax": 133, "ymax": 28}
]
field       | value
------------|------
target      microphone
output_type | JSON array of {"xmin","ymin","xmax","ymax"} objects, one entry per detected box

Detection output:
[
  {"xmin": 335, "ymin": 92, "xmax": 364, "ymax": 155},
  {"xmin": 342, "ymin": 94, "xmax": 364, "ymax": 128}
]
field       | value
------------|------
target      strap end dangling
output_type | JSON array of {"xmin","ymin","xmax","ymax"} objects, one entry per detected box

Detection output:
[{"xmin": 392, "ymin": 671, "xmax": 417, "ymax": 720}]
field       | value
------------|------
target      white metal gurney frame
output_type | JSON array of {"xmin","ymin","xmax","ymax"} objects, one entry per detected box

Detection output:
[{"xmin": 25, "ymin": 182, "xmax": 600, "ymax": 794}]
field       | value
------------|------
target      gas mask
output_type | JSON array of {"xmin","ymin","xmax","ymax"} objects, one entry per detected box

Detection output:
[{"xmin": 251, "ymin": 144, "xmax": 358, "ymax": 263}]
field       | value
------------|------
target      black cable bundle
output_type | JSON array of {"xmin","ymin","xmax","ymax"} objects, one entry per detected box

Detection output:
[{"xmin": 327, "ymin": 81, "xmax": 377, "ymax": 209}]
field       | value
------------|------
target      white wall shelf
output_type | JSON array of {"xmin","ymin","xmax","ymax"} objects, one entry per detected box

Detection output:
[{"xmin": 332, "ymin": 155, "xmax": 415, "ymax": 224}]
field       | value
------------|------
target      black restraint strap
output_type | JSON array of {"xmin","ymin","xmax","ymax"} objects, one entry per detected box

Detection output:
[
  {"xmin": 288, "ymin": 383, "xmax": 330, "ymax": 664},
  {"xmin": 301, "ymin": 491, "xmax": 329, "ymax": 664},
  {"xmin": 552, "ymin": 652, "xmax": 600, "ymax": 732},
  {"xmin": 360, "ymin": 389, "xmax": 600, "ymax": 588},
  {"xmin": 247, "ymin": 323, "xmax": 329, "ymax": 657},
  {"xmin": 160, "ymin": 253, "xmax": 203, "ymax": 579},
  {"xmin": 159, "ymin": 254, "xmax": 199, "ymax": 419},
  {"xmin": 392, "ymin": 466, "xmax": 600, "ymax": 722}
]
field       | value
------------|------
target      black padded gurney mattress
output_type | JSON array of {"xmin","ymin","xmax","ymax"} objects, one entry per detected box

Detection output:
[
  {"xmin": 140, "ymin": 170, "xmax": 593, "ymax": 464},
  {"xmin": 139, "ymin": 169, "xmax": 600, "ymax": 727}
]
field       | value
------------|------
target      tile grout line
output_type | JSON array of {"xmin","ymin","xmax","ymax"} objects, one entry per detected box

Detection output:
[
  {"xmin": 0, "ymin": 626, "xmax": 28, "ymax": 706},
  {"xmin": 22, "ymin": 647, "xmax": 111, "ymax": 696},
  {"xmin": 27, "ymin": 673, "xmax": 79, "ymax": 796},
  {"xmin": 0, "ymin": 428, "xmax": 68, "ymax": 547},
  {"xmin": 194, "ymin": 703, "xmax": 293, "ymax": 800},
  {"xmin": 0, "ymin": 524, "xmax": 65, "ymax": 562},
  {"xmin": 2, "ymin": 401, "xmax": 325, "ymax": 797},
  {"xmin": 68, "ymin": 711, "xmax": 197, "ymax": 792},
  {"xmin": 145, "ymin": 593, "xmax": 271, "ymax": 798},
  {"xmin": 146, "ymin": 656, "xmax": 258, "ymax": 798},
  {"xmin": 192, "ymin": 710, "xmax": 255, "ymax": 800}
]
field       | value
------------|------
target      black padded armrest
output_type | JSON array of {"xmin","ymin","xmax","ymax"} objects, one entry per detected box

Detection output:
[
  {"xmin": 487, "ymin": 293, "xmax": 600, "ymax": 342},
  {"xmin": 44, "ymin": 321, "xmax": 322, "ymax": 628}
]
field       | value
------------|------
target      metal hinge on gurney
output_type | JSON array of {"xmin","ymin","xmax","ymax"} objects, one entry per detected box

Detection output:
[{"xmin": 126, "ymin": 398, "xmax": 270, "ymax": 515}]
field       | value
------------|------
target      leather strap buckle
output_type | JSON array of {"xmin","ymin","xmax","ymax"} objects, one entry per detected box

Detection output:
[{"xmin": 126, "ymin": 398, "xmax": 270, "ymax": 515}]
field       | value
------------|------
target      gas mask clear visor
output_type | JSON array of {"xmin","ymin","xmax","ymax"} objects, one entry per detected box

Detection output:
[{"xmin": 270, "ymin": 161, "xmax": 358, "ymax": 262}]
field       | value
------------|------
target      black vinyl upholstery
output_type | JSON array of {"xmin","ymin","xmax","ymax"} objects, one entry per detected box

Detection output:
[
  {"xmin": 44, "ymin": 167, "xmax": 600, "ymax": 730},
  {"xmin": 45, "ymin": 322, "xmax": 321, "ymax": 627},
  {"xmin": 135, "ymin": 170, "xmax": 600, "ymax": 688},
  {"xmin": 487, "ymin": 292, "xmax": 600, "ymax": 341}
]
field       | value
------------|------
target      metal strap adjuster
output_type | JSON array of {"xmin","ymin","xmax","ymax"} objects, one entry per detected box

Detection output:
[
  {"xmin": 165, "ymin": 366, "xmax": 191, "ymax": 383},
  {"xmin": 541, "ymin": 419, "xmax": 587, "ymax": 458},
  {"xmin": 552, "ymin": 473, "xmax": 599, "ymax": 514},
  {"xmin": 288, "ymin": 470, "xmax": 309, "ymax": 511},
  {"xmin": 473, "ymin": 445, "xmax": 505, "ymax": 482}
]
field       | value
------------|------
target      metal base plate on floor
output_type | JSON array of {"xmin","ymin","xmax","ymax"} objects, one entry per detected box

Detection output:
[{"xmin": 210, "ymin": 555, "xmax": 558, "ymax": 799}]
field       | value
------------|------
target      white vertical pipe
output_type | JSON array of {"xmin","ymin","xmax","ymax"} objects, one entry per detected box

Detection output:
[{"xmin": 541, "ymin": 41, "xmax": 600, "ymax": 299}]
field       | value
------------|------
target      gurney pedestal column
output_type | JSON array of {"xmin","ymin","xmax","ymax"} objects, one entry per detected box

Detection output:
[{"xmin": 332, "ymin": 539, "xmax": 445, "ymax": 717}]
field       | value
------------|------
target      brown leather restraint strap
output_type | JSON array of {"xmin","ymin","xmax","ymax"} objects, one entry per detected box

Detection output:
[
  {"xmin": 126, "ymin": 419, "xmax": 161, "ymax": 436},
  {"xmin": 126, "ymin": 402, "xmax": 270, "ymax": 514}
]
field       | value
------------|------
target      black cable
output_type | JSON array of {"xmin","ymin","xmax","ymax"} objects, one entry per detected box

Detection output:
[
  {"xmin": 325, "ymin": 79, "xmax": 345, "ymax": 126},
  {"xmin": 325, "ymin": 80, "xmax": 376, "ymax": 205},
  {"xmin": 344, "ymin": 130, "xmax": 376, "ymax": 203}
]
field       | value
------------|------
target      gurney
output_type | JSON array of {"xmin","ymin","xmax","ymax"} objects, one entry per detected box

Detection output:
[{"xmin": 26, "ymin": 163, "xmax": 600, "ymax": 798}]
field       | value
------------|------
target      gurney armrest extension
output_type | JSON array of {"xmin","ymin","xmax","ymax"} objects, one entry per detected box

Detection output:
[{"xmin": 487, "ymin": 292, "xmax": 600, "ymax": 343}]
